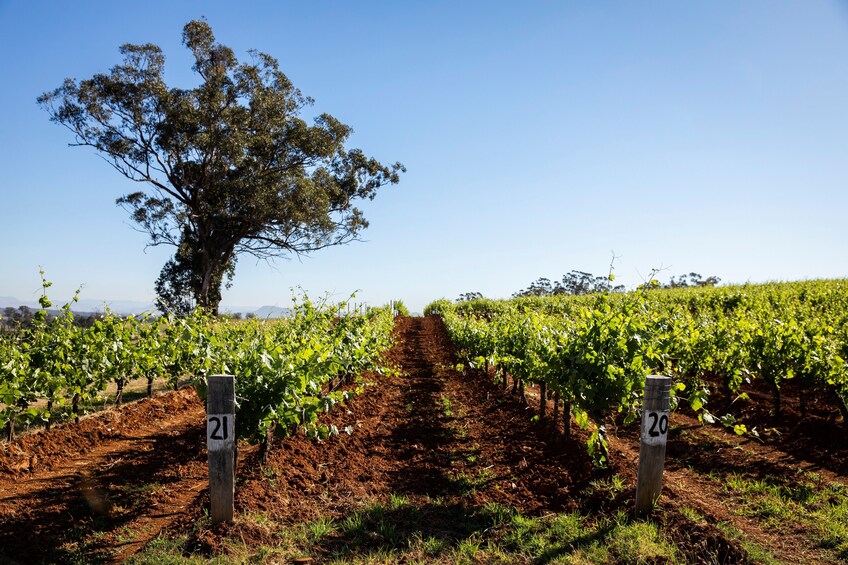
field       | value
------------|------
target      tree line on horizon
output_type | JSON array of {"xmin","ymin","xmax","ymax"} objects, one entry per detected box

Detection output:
[{"xmin": 456, "ymin": 271, "xmax": 721, "ymax": 302}]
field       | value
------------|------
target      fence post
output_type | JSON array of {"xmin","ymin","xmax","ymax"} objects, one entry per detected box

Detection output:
[
  {"xmin": 207, "ymin": 375, "xmax": 235, "ymax": 524},
  {"xmin": 635, "ymin": 375, "xmax": 671, "ymax": 517}
]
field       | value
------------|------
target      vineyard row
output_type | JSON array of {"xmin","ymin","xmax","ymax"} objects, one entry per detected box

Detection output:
[
  {"xmin": 425, "ymin": 279, "xmax": 848, "ymax": 465},
  {"xmin": 0, "ymin": 278, "xmax": 395, "ymax": 456}
]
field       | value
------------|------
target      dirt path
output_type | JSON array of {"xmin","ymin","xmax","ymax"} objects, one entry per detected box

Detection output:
[
  {"xmin": 233, "ymin": 316, "xmax": 592, "ymax": 521},
  {"xmin": 225, "ymin": 316, "xmax": 768, "ymax": 563},
  {"xmin": 0, "ymin": 388, "xmax": 207, "ymax": 564}
]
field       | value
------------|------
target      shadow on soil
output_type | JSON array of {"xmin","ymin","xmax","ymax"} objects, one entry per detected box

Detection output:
[
  {"xmin": 383, "ymin": 317, "xmax": 465, "ymax": 498},
  {"xmin": 0, "ymin": 424, "xmax": 205, "ymax": 564},
  {"xmin": 664, "ymin": 422, "xmax": 848, "ymax": 482},
  {"xmin": 313, "ymin": 500, "xmax": 614, "ymax": 563}
]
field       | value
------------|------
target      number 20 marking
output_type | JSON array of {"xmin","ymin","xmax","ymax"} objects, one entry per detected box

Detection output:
[
  {"xmin": 647, "ymin": 412, "xmax": 668, "ymax": 437},
  {"xmin": 209, "ymin": 416, "xmax": 229, "ymax": 440}
]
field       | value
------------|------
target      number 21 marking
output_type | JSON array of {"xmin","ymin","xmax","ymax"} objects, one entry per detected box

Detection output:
[{"xmin": 209, "ymin": 416, "xmax": 228, "ymax": 440}]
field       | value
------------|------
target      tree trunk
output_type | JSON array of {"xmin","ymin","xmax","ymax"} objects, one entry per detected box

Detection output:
[
  {"xmin": 798, "ymin": 380, "xmax": 807, "ymax": 419},
  {"xmin": 552, "ymin": 391, "xmax": 560, "ymax": 424},
  {"xmin": 194, "ymin": 237, "xmax": 235, "ymax": 316},
  {"xmin": 199, "ymin": 268, "xmax": 218, "ymax": 315},
  {"xmin": 768, "ymin": 379, "xmax": 781, "ymax": 419},
  {"xmin": 830, "ymin": 386, "xmax": 848, "ymax": 426},
  {"xmin": 5, "ymin": 417, "xmax": 14, "ymax": 442},
  {"xmin": 46, "ymin": 400, "xmax": 53, "ymax": 432},
  {"xmin": 502, "ymin": 368, "xmax": 508, "ymax": 391},
  {"xmin": 197, "ymin": 233, "xmax": 216, "ymax": 314},
  {"xmin": 148, "ymin": 376, "xmax": 154, "ymax": 398},
  {"xmin": 115, "ymin": 376, "xmax": 126, "ymax": 407},
  {"xmin": 259, "ymin": 421, "xmax": 277, "ymax": 464},
  {"xmin": 519, "ymin": 379, "xmax": 526, "ymax": 405},
  {"xmin": 73, "ymin": 393, "xmax": 80, "ymax": 424},
  {"xmin": 722, "ymin": 377, "xmax": 735, "ymax": 412},
  {"xmin": 564, "ymin": 402, "xmax": 572, "ymax": 437},
  {"xmin": 539, "ymin": 382, "xmax": 547, "ymax": 418}
]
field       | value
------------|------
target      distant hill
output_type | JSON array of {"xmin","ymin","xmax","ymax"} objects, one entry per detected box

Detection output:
[
  {"xmin": 0, "ymin": 296, "xmax": 27, "ymax": 308},
  {"xmin": 252, "ymin": 305, "xmax": 290, "ymax": 319},
  {"xmin": 0, "ymin": 296, "xmax": 286, "ymax": 319},
  {"xmin": 74, "ymin": 299, "xmax": 158, "ymax": 315},
  {"xmin": 0, "ymin": 297, "xmax": 156, "ymax": 316}
]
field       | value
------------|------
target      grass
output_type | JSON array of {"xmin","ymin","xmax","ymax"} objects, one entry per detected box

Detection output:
[
  {"xmin": 715, "ymin": 521, "xmax": 780, "ymax": 565},
  {"xmin": 448, "ymin": 468, "xmax": 496, "ymax": 496},
  {"xmin": 129, "ymin": 537, "xmax": 225, "ymax": 564},
  {"xmin": 720, "ymin": 470, "xmax": 848, "ymax": 561},
  {"xmin": 122, "ymin": 482, "xmax": 163, "ymax": 495},
  {"xmin": 678, "ymin": 506, "xmax": 706, "ymax": 525},
  {"xmin": 439, "ymin": 394, "xmax": 453, "ymax": 418},
  {"xmin": 131, "ymin": 496, "xmax": 684, "ymax": 564},
  {"xmin": 307, "ymin": 517, "xmax": 337, "ymax": 542},
  {"xmin": 587, "ymin": 474, "xmax": 627, "ymax": 502},
  {"xmin": 261, "ymin": 466, "xmax": 280, "ymax": 488}
]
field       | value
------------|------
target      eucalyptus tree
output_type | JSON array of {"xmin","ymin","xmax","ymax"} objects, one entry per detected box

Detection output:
[{"xmin": 40, "ymin": 19, "xmax": 404, "ymax": 314}]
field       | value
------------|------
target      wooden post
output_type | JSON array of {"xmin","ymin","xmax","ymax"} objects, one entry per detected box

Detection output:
[
  {"xmin": 207, "ymin": 375, "xmax": 235, "ymax": 524},
  {"xmin": 635, "ymin": 375, "xmax": 671, "ymax": 517}
]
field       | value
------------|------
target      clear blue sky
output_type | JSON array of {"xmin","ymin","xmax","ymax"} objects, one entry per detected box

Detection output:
[{"xmin": 1, "ymin": 1, "xmax": 847, "ymax": 313}]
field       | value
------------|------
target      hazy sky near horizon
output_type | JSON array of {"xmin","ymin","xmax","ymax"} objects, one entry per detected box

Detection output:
[{"xmin": 1, "ymin": 1, "xmax": 847, "ymax": 312}]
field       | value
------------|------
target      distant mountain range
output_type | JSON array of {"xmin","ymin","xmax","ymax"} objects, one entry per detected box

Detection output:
[
  {"xmin": 250, "ymin": 305, "xmax": 290, "ymax": 319},
  {"xmin": 0, "ymin": 296, "xmax": 290, "ymax": 318}
]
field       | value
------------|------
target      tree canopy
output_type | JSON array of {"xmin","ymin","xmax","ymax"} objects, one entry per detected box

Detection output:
[
  {"xmin": 39, "ymin": 19, "xmax": 404, "ymax": 314},
  {"xmin": 513, "ymin": 271, "xmax": 624, "ymax": 298}
]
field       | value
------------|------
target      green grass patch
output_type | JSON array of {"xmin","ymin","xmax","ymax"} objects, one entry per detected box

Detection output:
[
  {"xmin": 439, "ymin": 394, "xmax": 453, "ymax": 418},
  {"xmin": 715, "ymin": 521, "xmax": 780, "ymax": 565},
  {"xmin": 721, "ymin": 471, "xmax": 848, "ymax": 561},
  {"xmin": 131, "ymin": 497, "xmax": 686, "ymax": 564}
]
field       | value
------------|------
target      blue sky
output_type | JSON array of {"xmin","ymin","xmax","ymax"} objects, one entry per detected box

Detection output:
[{"xmin": 1, "ymin": 1, "xmax": 847, "ymax": 313}]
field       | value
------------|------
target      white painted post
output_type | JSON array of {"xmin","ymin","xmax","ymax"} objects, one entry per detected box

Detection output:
[
  {"xmin": 207, "ymin": 375, "xmax": 235, "ymax": 524},
  {"xmin": 635, "ymin": 375, "xmax": 672, "ymax": 517}
]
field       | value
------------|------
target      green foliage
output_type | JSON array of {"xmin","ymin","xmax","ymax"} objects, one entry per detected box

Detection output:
[
  {"xmin": 423, "ymin": 299, "xmax": 452, "ymax": 317},
  {"xmin": 429, "ymin": 279, "xmax": 848, "ymax": 466},
  {"xmin": 512, "ymin": 270, "xmax": 626, "ymax": 298},
  {"xmin": 0, "ymin": 275, "xmax": 394, "ymax": 449},
  {"xmin": 39, "ymin": 20, "xmax": 404, "ymax": 314},
  {"xmin": 391, "ymin": 300, "xmax": 410, "ymax": 317},
  {"xmin": 215, "ymin": 296, "xmax": 394, "ymax": 445}
]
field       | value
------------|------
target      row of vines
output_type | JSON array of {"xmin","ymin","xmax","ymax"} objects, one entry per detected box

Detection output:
[
  {"xmin": 0, "ymin": 275, "xmax": 395, "ymax": 457},
  {"xmin": 426, "ymin": 279, "xmax": 848, "ymax": 466}
]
